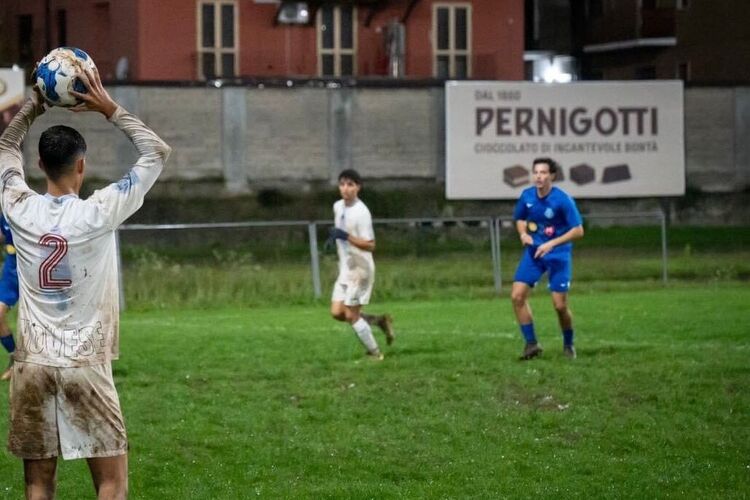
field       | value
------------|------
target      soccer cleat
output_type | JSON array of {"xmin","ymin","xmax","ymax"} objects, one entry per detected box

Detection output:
[
  {"xmin": 378, "ymin": 314, "xmax": 395, "ymax": 345},
  {"xmin": 366, "ymin": 350, "xmax": 385, "ymax": 361},
  {"xmin": 0, "ymin": 357, "xmax": 13, "ymax": 381},
  {"xmin": 563, "ymin": 345, "xmax": 577, "ymax": 359},
  {"xmin": 519, "ymin": 343, "xmax": 543, "ymax": 361}
]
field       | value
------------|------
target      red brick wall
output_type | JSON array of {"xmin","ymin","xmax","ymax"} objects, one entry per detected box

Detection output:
[
  {"xmin": 138, "ymin": 0, "xmax": 523, "ymax": 80},
  {"xmin": 3, "ymin": 0, "xmax": 523, "ymax": 81}
]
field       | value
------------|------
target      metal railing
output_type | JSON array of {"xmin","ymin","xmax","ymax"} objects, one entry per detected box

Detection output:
[{"xmin": 116, "ymin": 210, "xmax": 668, "ymax": 309}]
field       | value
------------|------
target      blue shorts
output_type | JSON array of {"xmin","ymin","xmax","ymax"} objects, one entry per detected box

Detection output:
[
  {"xmin": 513, "ymin": 246, "xmax": 572, "ymax": 293},
  {"xmin": 0, "ymin": 267, "xmax": 18, "ymax": 307}
]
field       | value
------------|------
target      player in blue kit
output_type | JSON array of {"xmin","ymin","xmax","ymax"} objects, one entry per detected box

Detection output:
[
  {"xmin": 511, "ymin": 158, "xmax": 584, "ymax": 360},
  {"xmin": 0, "ymin": 213, "xmax": 18, "ymax": 380}
]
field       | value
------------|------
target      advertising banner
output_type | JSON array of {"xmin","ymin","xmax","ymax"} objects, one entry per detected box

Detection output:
[
  {"xmin": 0, "ymin": 69, "xmax": 25, "ymax": 135},
  {"xmin": 446, "ymin": 81, "xmax": 685, "ymax": 199}
]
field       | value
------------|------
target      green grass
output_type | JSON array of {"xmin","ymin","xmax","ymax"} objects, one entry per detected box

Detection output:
[
  {"xmin": 116, "ymin": 225, "xmax": 750, "ymax": 310},
  {"xmin": 120, "ymin": 248, "xmax": 750, "ymax": 310},
  {"xmin": 0, "ymin": 283, "xmax": 748, "ymax": 498}
]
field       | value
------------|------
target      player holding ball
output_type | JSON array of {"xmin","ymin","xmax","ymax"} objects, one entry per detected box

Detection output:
[{"xmin": 0, "ymin": 49, "xmax": 171, "ymax": 498}]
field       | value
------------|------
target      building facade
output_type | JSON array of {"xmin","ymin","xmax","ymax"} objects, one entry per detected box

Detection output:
[
  {"xmin": 524, "ymin": 0, "xmax": 750, "ymax": 84},
  {"xmin": 0, "ymin": 0, "xmax": 524, "ymax": 82},
  {"xmin": 581, "ymin": 0, "xmax": 750, "ymax": 82}
]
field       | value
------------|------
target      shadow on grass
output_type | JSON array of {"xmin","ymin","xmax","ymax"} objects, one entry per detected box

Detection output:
[
  {"xmin": 578, "ymin": 344, "xmax": 651, "ymax": 357},
  {"xmin": 387, "ymin": 346, "xmax": 450, "ymax": 357}
]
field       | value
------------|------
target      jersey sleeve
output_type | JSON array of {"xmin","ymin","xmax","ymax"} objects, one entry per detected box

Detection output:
[
  {"xmin": 0, "ymin": 98, "xmax": 43, "ymax": 215},
  {"xmin": 563, "ymin": 194, "xmax": 583, "ymax": 227},
  {"xmin": 358, "ymin": 206, "xmax": 375, "ymax": 241},
  {"xmin": 512, "ymin": 192, "xmax": 528, "ymax": 221},
  {"xmin": 87, "ymin": 106, "xmax": 172, "ymax": 230}
]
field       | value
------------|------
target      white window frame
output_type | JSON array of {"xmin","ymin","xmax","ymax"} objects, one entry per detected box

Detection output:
[
  {"xmin": 317, "ymin": 5, "xmax": 358, "ymax": 77},
  {"xmin": 196, "ymin": 0, "xmax": 239, "ymax": 79},
  {"xmin": 432, "ymin": 3, "xmax": 472, "ymax": 79}
]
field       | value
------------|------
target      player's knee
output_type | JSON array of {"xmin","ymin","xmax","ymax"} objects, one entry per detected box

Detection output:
[
  {"xmin": 97, "ymin": 479, "xmax": 127, "ymax": 500},
  {"xmin": 330, "ymin": 304, "xmax": 346, "ymax": 321},
  {"xmin": 553, "ymin": 301, "xmax": 568, "ymax": 315},
  {"xmin": 26, "ymin": 483, "xmax": 56, "ymax": 500},
  {"xmin": 510, "ymin": 290, "xmax": 526, "ymax": 308}
]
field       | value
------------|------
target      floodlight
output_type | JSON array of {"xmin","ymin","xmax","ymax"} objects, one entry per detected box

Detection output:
[{"xmin": 276, "ymin": 2, "xmax": 310, "ymax": 24}]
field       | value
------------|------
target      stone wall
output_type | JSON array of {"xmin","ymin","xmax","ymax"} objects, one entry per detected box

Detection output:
[{"xmin": 21, "ymin": 84, "xmax": 750, "ymax": 197}]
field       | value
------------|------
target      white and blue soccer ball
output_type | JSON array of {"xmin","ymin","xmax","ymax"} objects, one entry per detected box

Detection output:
[{"xmin": 35, "ymin": 47, "xmax": 96, "ymax": 107}]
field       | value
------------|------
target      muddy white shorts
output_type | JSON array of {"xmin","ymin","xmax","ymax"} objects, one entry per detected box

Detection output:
[
  {"xmin": 8, "ymin": 361, "xmax": 128, "ymax": 460},
  {"xmin": 331, "ymin": 268, "xmax": 374, "ymax": 307}
]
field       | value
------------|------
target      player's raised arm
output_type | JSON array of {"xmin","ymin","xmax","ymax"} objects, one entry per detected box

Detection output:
[
  {"xmin": 0, "ymin": 91, "xmax": 46, "ymax": 172},
  {"xmin": 73, "ymin": 67, "xmax": 172, "ymax": 228}
]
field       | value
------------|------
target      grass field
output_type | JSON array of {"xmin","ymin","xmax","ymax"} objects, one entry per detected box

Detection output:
[
  {"xmin": 118, "ymin": 225, "xmax": 750, "ymax": 309},
  {"xmin": 0, "ymin": 283, "xmax": 747, "ymax": 498}
]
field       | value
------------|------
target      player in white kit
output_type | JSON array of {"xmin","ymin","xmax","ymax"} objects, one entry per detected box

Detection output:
[
  {"xmin": 329, "ymin": 170, "xmax": 394, "ymax": 360},
  {"xmin": 0, "ymin": 67, "xmax": 170, "ymax": 499}
]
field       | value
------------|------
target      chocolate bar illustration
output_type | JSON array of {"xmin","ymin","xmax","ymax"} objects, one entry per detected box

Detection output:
[
  {"xmin": 503, "ymin": 165, "xmax": 529, "ymax": 187},
  {"xmin": 601, "ymin": 164, "xmax": 631, "ymax": 184},
  {"xmin": 570, "ymin": 163, "xmax": 595, "ymax": 185}
]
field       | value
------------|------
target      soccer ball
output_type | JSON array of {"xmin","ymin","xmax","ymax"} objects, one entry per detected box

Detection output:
[{"xmin": 35, "ymin": 47, "xmax": 96, "ymax": 107}]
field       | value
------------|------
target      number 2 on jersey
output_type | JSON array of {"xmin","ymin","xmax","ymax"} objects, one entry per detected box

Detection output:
[{"xmin": 39, "ymin": 233, "xmax": 72, "ymax": 289}]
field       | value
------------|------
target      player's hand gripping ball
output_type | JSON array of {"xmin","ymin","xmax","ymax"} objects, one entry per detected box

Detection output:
[{"xmin": 35, "ymin": 47, "xmax": 97, "ymax": 107}]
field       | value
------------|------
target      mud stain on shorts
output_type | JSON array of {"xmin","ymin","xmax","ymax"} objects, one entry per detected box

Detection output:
[{"xmin": 10, "ymin": 364, "xmax": 57, "ymax": 457}]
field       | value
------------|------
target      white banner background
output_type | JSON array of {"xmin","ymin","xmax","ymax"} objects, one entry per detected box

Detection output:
[
  {"xmin": 446, "ymin": 81, "xmax": 685, "ymax": 199},
  {"xmin": 0, "ymin": 69, "xmax": 25, "ymax": 134}
]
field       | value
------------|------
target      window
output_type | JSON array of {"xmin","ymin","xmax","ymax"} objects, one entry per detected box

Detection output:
[
  {"xmin": 317, "ymin": 5, "xmax": 357, "ymax": 77},
  {"xmin": 18, "ymin": 15, "xmax": 33, "ymax": 64},
  {"xmin": 433, "ymin": 4, "xmax": 471, "ymax": 79},
  {"xmin": 57, "ymin": 10, "xmax": 67, "ymax": 47},
  {"xmin": 677, "ymin": 62, "xmax": 690, "ymax": 81},
  {"xmin": 197, "ymin": 1, "xmax": 237, "ymax": 79}
]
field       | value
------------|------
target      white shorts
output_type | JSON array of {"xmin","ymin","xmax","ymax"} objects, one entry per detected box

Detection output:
[
  {"xmin": 8, "ymin": 361, "xmax": 128, "ymax": 460},
  {"xmin": 331, "ymin": 268, "xmax": 374, "ymax": 307}
]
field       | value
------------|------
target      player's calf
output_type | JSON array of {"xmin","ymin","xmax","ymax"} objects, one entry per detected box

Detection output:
[{"xmin": 362, "ymin": 313, "xmax": 395, "ymax": 345}]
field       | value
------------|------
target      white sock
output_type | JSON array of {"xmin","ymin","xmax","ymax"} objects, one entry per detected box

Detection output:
[{"xmin": 352, "ymin": 318, "xmax": 378, "ymax": 353}]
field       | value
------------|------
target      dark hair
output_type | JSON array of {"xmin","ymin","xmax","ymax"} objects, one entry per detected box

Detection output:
[
  {"xmin": 38, "ymin": 125, "xmax": 87, "ymax": 181},
  {"xmin": 532, "ymin": 157, "xmax": 558, "ymax": 176},
  {"xmin": 338, "ymin": 169, "xmax": 362, "ymax": 185}
]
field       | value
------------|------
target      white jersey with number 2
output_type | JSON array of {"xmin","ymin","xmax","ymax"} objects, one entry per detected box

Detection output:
[{"xmin": 0, "ymin": 100, "xmax": 171, "ymax": 367}]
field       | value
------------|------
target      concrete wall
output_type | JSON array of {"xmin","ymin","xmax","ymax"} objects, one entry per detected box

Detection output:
[
  {"xmin": 684, "ymin": 87, "xmax": 750, "ymax": 192},
  {"xmin": 21, "ymin": 85, "xmax": 749, "ymax": 195}
]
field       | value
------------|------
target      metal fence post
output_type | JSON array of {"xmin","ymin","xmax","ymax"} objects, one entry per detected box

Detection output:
[
  {"xmin": 308, "ymin": 222, "xmax": 322, "ymax": 298},
  {"xmin": 115, "ymin": 229, "xmax": 126, "ymax": 311},
  {"xmin": 660, "ymin": 210, "xmax": 669, "ymax": 283},
  {"xmin": 489, "ymin": 217, "xmax": 501, "ymax": 294},
  {"xmin": 496, "ymin": 217, "xmax": 503, "ymax": 293}
]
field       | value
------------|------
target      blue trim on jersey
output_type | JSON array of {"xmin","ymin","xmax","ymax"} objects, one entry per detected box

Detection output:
[{"xmin": 513, "ymin": 186, "xmax": 583, "ymax": 253}]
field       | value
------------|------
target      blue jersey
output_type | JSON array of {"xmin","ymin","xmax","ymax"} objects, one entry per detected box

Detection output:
[
  {"xmin": 0, "ymin": 214, "xmax": 16, "ymax": 272},
  {"xmin": 513, "ymin": 186, "xmax": 583, "ymax": 254},
  {"xmin": 0, "ymin": 214, "xmax": 18, "ymax": 306}
]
